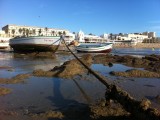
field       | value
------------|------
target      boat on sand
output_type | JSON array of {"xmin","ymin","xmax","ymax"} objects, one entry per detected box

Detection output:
[{"xmin": 9, "ymin": 36, "xmax": 61, "ymax": 52}]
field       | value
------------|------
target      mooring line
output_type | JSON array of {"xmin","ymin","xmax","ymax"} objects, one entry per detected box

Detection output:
[
  {"xmin": 61, "ymin": 36, "xmax": 160, "ymax": 119},
  {"xmin": 61, "ymin": 36, "xmax": 111, "ymax": 89}
]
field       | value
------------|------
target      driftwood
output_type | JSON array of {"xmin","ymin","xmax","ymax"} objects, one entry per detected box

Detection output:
[{"xmin": 62, "ymin": 38, "xmax": 160, "ymax": 119}]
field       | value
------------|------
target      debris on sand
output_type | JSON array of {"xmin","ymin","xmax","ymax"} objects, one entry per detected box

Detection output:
[
  {"xmin": 30, "ymin": 110, "xmax": 64, "ymax": 119},
  {"xmin": 90, "ymin": 99, "xmax": 130, "ymax": 119},
  {"xmin": 110, "ymin": 69, "xmax": 160, "ymax": 78},
  {"xmin": 33, "ymin": 54, "xmax": 93, "ymax": 78},
  {"xmin": 0, "ymin": 74, "xmax": 30, "ymax": 84},
  {"xmin": 0, "ymin": 87, "xmax": 12, "ymax": 95},
  {"xmin": 29, "ymin": 99, "xmax": 131, "ymax": 120},
  {"xmin": 13, "ymin": 52, "xmax": 56, "ymax": 58}
]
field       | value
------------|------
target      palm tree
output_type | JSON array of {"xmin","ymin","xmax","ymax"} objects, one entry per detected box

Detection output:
[
  {"xmin": 119, "ymin": 33, "xmax": 123, "ymax": 36},
  {"xmin": 63, "ymin": 31, "xmax": 66, "ymax": 36},
  {"xmin": 19, "ymin": 28, "xmax": 22, "ymax": 36},
  {"xmin": 26, "ymin": 29, "xmax": 29, "ymax": 37},
  {"xmin": 32, "ymin": 29, "xmax": 36, "ymax": 36},
  {"xmin": 11, "ymin": 29, "xmax": 15, "ymax": 37},
  {"xmin": 58, "ymin": 31, "xmax": 62, "ymax": 36},
  {"xmin": 29, "ymin": 30, "xmax": 32, "ymax": 36},
  {"xmin": 52, "ymin": 31, "xmax": 55, "ymax": 36},
  {"xmin": 22, "ymin": 28, "xmax": 26, "ymax": 36},
  {"xmin": 89, "ymin": 33, "xmax": 93, "ymax": 35},
  {"xmin": 45, "ymin": 27, "xmax": 48, "ymax": 36},
  {"xmin": 109, "ymin": 33, "xmax": 113, "ymax": 40},
  {"xmin": 38, "ymin": 29, "xmax": 42, "ymax": 36}
]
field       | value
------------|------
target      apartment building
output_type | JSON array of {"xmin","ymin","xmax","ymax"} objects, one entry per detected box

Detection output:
[
  {"xmin": 2, "ymin": 24, "xmax": 69, "ymax": 37},
  {"xmin": 142, "ymin": 32, "xmax": 156, "ymax": 38}
]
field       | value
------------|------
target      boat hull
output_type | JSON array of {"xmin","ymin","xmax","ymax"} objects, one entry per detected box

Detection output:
[
  {"xmin": 76, "ymin": 43, "xmax": 113, "ymax": 53},
  {"xmin": 9, "ymin": 36, "xmax": 61, "ymax": 52}
]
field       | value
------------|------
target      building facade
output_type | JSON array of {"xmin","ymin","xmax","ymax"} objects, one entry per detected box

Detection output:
[{"xmin": 2, "ymin": 24, "xmax": 69, "ymax": 37}]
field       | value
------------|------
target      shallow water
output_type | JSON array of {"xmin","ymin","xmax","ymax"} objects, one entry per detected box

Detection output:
[
  {"xmin": 0, "ymin": 52, "xmax": 106, "ymax": 114},
  {"xmin": 0, "ymin": 49, "xmax": 160, "ymax": 118},
  {"xmin": 112, "ymin": 48, "xmax": 160, "ymax": 56},
  {"xmin": 92, "ymin": 63, "xmax": 160, "ymax": 110}
]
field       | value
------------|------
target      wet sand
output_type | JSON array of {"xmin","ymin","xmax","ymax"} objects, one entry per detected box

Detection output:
[{"xmin": 0, "ymin": 51, "xmax": 160, "ymax": 119}]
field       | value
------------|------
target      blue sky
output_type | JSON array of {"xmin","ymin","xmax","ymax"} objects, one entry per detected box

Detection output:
[{"xmin": 0, "ymin": 0, "xmax": 160, "ymax": 36}]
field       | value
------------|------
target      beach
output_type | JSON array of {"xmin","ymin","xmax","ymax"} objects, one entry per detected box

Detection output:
[
  {"xmin": 113, "ymin": 43, "xmax": 160, "ymax": 49},
  {"xmin": 0, "ymin": 49, "xmax": 160, "ymax": 119}
]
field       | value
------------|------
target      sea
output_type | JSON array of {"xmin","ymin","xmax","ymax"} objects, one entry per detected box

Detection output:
[{"xmin": 0, "ymin": 48, "xmax": 160, "ymax": 117}]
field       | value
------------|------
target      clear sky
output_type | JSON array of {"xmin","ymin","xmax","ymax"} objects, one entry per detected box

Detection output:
[{"xmin": 0, "ymin": 0, "xmax": 160, "ymax": 36}]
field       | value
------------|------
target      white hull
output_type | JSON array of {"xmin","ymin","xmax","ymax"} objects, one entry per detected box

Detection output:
[
  {"xmin": 76, "ymin": 43, "xmax": 113, "ymax": 53},
  {"xmin": 9, "ymin": 36, "xmax": 61, "ymax": 52}
]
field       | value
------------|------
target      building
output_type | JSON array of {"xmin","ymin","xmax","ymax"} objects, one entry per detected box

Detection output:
[
  {"xmin": 142, "ymin": 31, "xmax": 156, "ymax": 38},
  {"xmin": 2, "ymin": 24, "xmax": 69, "ymax": 37},
  {"xmin": 76, "ymin": 30, "xmax": 108, "ymax": 43}
]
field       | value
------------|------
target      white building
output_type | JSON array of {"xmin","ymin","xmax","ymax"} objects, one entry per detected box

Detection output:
[
  {"xmin": 142, "ymin": 31, "xmax": 156, "ymax": 38},
  {"xmin": 2, "ymin": 24, "xmax": 70, "ymax": 37},
  {"xmin": 76, "ymin": 30, "xmax": 85, "ymax": 42},
  {"xmin": 64, "ymin": 32, "xmax": 76, "ymax": 44}
]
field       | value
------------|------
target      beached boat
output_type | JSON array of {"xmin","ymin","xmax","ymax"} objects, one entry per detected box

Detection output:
[
  {"xmin": 76, "ymin": 43, "xmax": 113, "ymax": 53},
  {"xmin": 9, "ymin": 36, "xmax": 61, "ymax": 52}
]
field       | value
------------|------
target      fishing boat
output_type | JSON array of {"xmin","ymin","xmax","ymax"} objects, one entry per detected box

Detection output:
[
  {"xmin": 9, "ymin": 36, "xmax": 61, "ymax": 52},
  {"xmin": 76, "ymin": 42, "xmax": 113, "ymax": 53}
]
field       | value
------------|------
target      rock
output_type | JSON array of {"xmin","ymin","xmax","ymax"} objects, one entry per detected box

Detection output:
[
  {"xmin": 33, "ymin": 54, "xmax": 93, "ymax": 78},
  {"xmin": 109, "ymin": 69, "xmax": 160, "ymax": 78}
]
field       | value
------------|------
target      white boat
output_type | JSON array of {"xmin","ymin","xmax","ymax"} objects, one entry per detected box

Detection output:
[
  {"xmin": 76, "ymin": 43, "xmax": 113, "ymax": 53},
  {"xmin": 9, "ymin": 36, "xmax": 61, "ymax": 52}
]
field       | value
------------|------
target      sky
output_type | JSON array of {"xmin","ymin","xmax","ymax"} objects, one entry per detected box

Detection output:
[{"xmin": 0, "ymin": 0, "xmax": 160, "ymax": 36}]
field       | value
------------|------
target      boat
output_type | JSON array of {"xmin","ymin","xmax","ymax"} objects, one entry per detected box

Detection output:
[
  {"xmin": 9, "ymin": 36, "xmax": 61, "ymax": 52},
  {"xmin": 76, "ymin": 42, "xmax": 113, "ymax": 53}
]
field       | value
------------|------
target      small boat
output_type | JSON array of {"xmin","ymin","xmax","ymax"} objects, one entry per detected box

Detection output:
[
  {"xmin": 9, "ymin": 36, "xmax": 61, "ymax": 52},
  {"xmin": 76, "ymin": 42, "xmax": 113, "ymax": 53}
]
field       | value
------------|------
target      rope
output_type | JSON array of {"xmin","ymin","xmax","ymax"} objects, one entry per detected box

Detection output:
[
  {"xmin": 61, "ymin": 36, "xmax": 160, "ymax": 119},
  {"xmin": 61, "ymin": 36, "xmax": 111, "ymax": 89}
]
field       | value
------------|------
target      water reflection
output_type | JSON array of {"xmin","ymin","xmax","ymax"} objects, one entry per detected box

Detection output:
[{"xmin": 112, "ymin": 48, "xmax": 160, "ymax": 55}]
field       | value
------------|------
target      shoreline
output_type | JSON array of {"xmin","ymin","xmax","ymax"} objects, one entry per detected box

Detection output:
[{"xmin": 113, "ymin": 43, "xmax": 160, "ymax": 49}]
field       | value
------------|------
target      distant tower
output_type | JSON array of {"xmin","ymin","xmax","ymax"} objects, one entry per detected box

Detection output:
[{"xmin": 76, "ymin": 30, "xmax": 85, "ymax": 42}]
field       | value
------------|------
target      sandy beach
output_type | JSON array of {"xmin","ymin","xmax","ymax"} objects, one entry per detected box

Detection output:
[{"xmin": 114, "ymin": 43, "xmax": 160, "ymax": 49}]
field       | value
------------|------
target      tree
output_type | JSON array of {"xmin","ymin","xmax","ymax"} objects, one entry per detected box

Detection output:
[
  {"xmin": 52, "ymin": 31, "xmax": 55, "ymax": 36},
  {"xmin": 119, "ymin": 33, "xmax": 123, "ymax": 36},
  {"xmin": 29, "ymin": 30, "xmax": 32, "ymax": 36},
  {"xmin": 58, "ymin": 31, "xmax": 62, "ymax": 36},
  {"xmin": 109, "ymin": 33, "xmax": 113, "ymax": 40},
  {"xmin": 19, "ymin": 28, "xmax": 22, "ymax": 36},
  {"xmin": 22, "ymin": 28, "xmax": 26, "ymax": 36},
  {"xmin": 26, "ymin": 29, "xmax": 29, "ymax": 37},
  {"xmin": 32, "ymin": 29, "xmax": 36, "ymax": 35},
  {"xmin": 45, "ymin": 27, "xmax": 48, "ymax": 36},
  {"xmin": 89, "ymin": 33, "xmax": 93, "ymax": 35},
  {"xmin": 63, "ymin": 31, "xmax": 66, "ymax": 36},
  {"xmin": 38, "ymin": 29, "xmax": 42, "ymax": 36},
  {"xmin": 11, "ymin": 29, "xmax": 15, "ymax": 37}
]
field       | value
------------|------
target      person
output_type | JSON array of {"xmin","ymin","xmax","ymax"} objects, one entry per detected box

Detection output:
[{"xmin": 152, "ymin": 47, "xmax": 155, "ymax": 51}]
